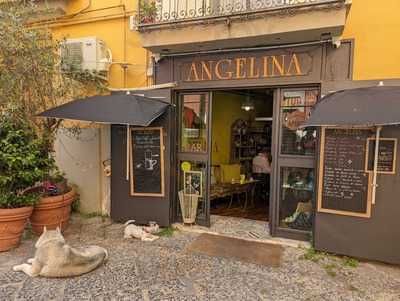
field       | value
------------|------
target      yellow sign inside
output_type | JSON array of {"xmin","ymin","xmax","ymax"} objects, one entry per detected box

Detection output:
[{"xmin": 181, "ymin": 161, "xmax": 191, "ymax": 172}]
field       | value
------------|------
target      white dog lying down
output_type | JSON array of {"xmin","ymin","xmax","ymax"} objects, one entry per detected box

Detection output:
[
  {"xmin": 13, "ymin": 227, "xmax": 108, "ymax": 278},
  {"xmin": 124, "ymin": 220, "xmax": 160, "ymax": 241}
]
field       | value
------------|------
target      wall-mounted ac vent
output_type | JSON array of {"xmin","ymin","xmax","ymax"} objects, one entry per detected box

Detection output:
[{"xmin": 61, "ymin": 37, "xmax": 112, "ymax": 73}]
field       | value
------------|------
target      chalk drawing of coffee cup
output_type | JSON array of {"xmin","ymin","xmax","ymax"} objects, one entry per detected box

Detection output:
[{"xmin": 145, "ymin": 159, "xmax": 158, "ymax": 171}]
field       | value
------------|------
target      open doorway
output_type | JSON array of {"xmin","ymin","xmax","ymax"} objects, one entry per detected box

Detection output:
[{"xmin": 210, "ymin": 88, "xmax": 274, "ymax": 221}]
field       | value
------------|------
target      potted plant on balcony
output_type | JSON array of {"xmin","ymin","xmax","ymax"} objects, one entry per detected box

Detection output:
[
  {"xmin": 0, "ymin": 114, "xmax": 52, "ymax": 251},
  {"xmin": 139, "ymin": 0, "xmax": 158, "ymax": 24}
]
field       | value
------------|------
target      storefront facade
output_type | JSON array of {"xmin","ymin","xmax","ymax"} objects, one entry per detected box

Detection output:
[
  {"xmin": 111, "ymin": 41, "xmax": 354, "ymax": 239},
  {"xmin": 107, "ymin": 0, "xmax": 400, "ymax": 263}
]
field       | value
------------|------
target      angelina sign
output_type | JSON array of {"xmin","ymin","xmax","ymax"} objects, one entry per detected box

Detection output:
[{"xmin": 181, "ymin": 52, "xmax": 313, "ymax": 83}]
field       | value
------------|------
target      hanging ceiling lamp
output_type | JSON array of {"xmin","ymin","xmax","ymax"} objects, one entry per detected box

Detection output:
[{"xmin": 241, "ymin": 94, "xmax": 254, "ymax": 111}]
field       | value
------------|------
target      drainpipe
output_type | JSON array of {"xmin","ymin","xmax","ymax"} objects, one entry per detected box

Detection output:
[{"xmin": 372, "ymin": 126, "xmax": 382, "ymax": 205}]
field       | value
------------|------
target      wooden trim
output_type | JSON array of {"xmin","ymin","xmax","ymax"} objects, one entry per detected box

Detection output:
[
  {"xmin": 364, "ymin": 138, "xmax": 397, "ymax": 175},
  {"xmin": 316, "ymin": 127, "xmax": 326, "ymax": 213},
  {"xmin": 317, "ymin": 127, "xmax": 372, "ymax": 218},
  {"xmin": 130, "ymin": 127, "xmax": 165, "ymax": 197}
]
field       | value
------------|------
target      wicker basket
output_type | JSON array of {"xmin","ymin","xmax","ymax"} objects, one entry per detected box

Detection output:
[{"xmin": 178, "ymin": 190, "xmax": 199, "ymax": 224}]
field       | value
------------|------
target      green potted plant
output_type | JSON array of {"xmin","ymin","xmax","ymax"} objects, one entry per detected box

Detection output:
[
  {"xmin": 0, "ymin": 113, "xmax": 52, "ymax": 251},
  {"xmin": 139, "ymin": 0, "xmax": 158, "ymax": 24}
]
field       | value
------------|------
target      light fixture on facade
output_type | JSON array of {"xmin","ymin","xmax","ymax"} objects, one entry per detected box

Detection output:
[{"xmin": 241, "ymin": 95, "xmax": 254, "ymax": 111}]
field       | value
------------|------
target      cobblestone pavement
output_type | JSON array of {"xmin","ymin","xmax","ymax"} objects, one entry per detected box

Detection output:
[{"xmin": 1, "ymin": 215, "xmax": 400, "ymax": 301}]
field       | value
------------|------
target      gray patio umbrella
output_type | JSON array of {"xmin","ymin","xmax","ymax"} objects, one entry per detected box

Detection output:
[
  {"xmin": 303, "ymin": 86, "xmax": 400, "ymax": 206},
  {"xmin": 38, "ymin": 92, "xmax": 171, "ymax": 181},
  {"xmin": 304, "ymin": 86, "xmax": 400, "ymax": 128},
  {"xmin": 38, "ymin": 92, "xmax": 170, "ymax": 126}
]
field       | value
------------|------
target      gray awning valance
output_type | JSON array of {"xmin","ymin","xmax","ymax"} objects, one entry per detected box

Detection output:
[
  {"xmin": 304, "ymin": 86, "xmax": 400, "ymax": 128},
  {"xmin": 38, "ymin": 92, "xmax": 171, "ymax": 126}
]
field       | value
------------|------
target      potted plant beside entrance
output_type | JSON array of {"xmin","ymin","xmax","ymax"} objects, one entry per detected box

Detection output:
[{"xmin": 0, "ymin": 115, "xmax": 51, "ymax": 251}]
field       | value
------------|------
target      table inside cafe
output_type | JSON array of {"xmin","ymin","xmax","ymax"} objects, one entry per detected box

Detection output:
[{"xmin": 210, "ymin": 179, "xmax": 259, "ymax": 210}]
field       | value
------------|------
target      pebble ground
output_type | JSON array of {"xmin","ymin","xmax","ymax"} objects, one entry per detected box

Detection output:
[{"xmin": 0, "ymin": 214, "xmax": 399, "ymax": 300}]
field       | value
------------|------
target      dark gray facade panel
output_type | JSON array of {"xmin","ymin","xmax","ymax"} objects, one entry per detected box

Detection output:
[
  {"xmin": 323, "ymin": 40, "xmax": 354, "ymax": 81},
  {"xmin": 315, "ymin": 126, "xmax": 400, "ymax": 264},
  {"xmin": 110, "ymin": 112, "xmax": 172, "ymax": 227}
]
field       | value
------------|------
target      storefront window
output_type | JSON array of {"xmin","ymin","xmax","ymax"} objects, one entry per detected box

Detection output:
[
  {"xmin": 280, "ymin": 90, "xmax": 318, "ymax": 156},
  {"xmin": 180, "ymin": 94, "xmax": 209, "ymax": 152},
  {"xmin": 279, "ymin": 167, "xmax": 314, "ymax": 232},
  {"xmin": 178, "ymin": 161, "xmax": 207, "ymax": 220}
]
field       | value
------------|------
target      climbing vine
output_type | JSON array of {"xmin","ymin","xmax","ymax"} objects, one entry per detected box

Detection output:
[{"xmin": 0, "ymin": 1, "xmax": 107, "ymax": 150}]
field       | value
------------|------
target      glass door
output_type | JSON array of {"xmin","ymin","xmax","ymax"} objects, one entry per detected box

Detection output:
[
  {"xmin": 176, "ymin": 92, "xmax": 212, "ymax": 226},
  {"xmin": 271, "ymin": 88, "xmax": 319, "ymax": 240}
]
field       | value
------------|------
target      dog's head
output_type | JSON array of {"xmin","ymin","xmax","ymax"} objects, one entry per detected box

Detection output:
[{"xmin": 35, "ymin": 227, "xmax": 65, "ymax": 248}]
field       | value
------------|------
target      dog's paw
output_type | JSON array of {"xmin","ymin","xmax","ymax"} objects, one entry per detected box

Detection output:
[
  {"xmin": 13, "ymin": 265, "xmax": 22, "ymax": 272},
  {"xmin": 27, "ymin": 258, "xmax": 35, "ymax": 264}
]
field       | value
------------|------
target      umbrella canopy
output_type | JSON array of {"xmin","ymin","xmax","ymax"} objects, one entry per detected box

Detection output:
[
  {"xmin": 304, "ymin": 86, "xmax": 400, "ymax": 127},
  {"xmin": 38, "ymin": 93, "xmax": 170, "ymax": 126}
]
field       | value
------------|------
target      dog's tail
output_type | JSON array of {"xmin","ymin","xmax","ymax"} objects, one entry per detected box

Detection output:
[{"xmin": 124, "ymin": 220, "xmax": 136, "ymax": 226}]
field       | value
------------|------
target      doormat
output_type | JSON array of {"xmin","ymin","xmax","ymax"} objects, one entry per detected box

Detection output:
[{"xmin": 186, "ymin": 233, "xmax": 283, "ymax": 267}]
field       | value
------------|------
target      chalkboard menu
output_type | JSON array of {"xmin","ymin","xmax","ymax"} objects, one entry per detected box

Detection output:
[
  {"xmin": 318, "ymin": 128, "xmax": 373, "ymax": 217},
  {"xmin": 130, "ymin": 127, "xmax": 165, "ymax": 196},
  {"xmin": 366, "ymin": 138, "xmax": 397, "ymax": 174}
]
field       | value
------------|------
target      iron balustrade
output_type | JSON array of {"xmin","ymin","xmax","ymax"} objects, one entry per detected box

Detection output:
[{"xmin": 137, "ymin": 0, "xmax": 345, "ymax": 27}]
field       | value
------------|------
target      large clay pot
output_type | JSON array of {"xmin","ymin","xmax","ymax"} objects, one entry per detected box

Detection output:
[
  {"xmin": 0, "ymin": 206, "xmax": 33, "ymax": 252},
  {"xmin": 30, "ymin": 188, "xmax": 75, "ymax": 236}
]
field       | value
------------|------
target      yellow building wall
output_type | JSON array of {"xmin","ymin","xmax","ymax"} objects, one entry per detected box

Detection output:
[
  {"xmin": 212, "ymin": 92, "xmax": 247, "ymax": 166},
  {"xmin": 39, "ymin": 1, "xmax": 148, "ymax": 214},
  {"xmin": 49, "ymin": 0, "xmax": 148, "ymax": 89},
  {"xmin": 211, "ymin": 92, "xmax": 272, "ymax": 166},
  {"xmin": 343, "ymin": 0, "xmax": 400, "ymax": 80}
]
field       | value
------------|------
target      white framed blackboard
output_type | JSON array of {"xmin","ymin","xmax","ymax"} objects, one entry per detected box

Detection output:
[
  {"xmin": 365, "ymin": 138, "xmax": 397, "ymax": 175},
  {"xmin": 317, "ymin": 127, "xmax": 373, "ymax": 218},
  {"xmin": 130, "ymin": 127, "xmax": 165, "ymax": 197}
]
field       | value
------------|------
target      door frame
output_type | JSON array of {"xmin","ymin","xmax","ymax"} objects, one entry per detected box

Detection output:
[
  {"xmin": 171, "ymin": 85, "xmax": 319, "ymax": 239},
  {"xmin": 270, "ymin": 87, "xmax": 320, "ymax": 241},
  {"xmin": 174, "ymin": 91, "xmax": 213, "ymax": 226}
]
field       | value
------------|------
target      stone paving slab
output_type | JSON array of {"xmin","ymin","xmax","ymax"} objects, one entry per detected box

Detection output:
[
  {"xmin": 174, "ymin": 215, "xmax": 310, "ymax": 249},
  {"xmin": 0, "ymin": 214, "xmax": 399, "ymax": 300}
]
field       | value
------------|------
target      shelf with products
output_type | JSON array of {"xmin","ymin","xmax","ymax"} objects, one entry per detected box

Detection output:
[{"xmin": 230, "ymin": 119, "xmax": 272, "ymax": 173}]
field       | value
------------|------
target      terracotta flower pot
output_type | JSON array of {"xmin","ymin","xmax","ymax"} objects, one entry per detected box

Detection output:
[
  {"xmin": 30, "ymin": 188, "xmax": 75, "ymax": 236},
  {"xmin": 0, "ymin": 206, "xmax": 33, "ymax": 252}
]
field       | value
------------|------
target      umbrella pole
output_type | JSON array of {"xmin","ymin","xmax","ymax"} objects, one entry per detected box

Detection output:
[
  {"xmin": 126, "ymin": 124, "xmax": 130, "ymax": 181},
  {"xmin": 372, "ymin": 126, "xmax": 382, "ymax": 205}
]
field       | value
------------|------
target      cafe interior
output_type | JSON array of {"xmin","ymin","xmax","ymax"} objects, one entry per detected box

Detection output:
[{"xmin": 208, "ymin": 89, "xmax": 274, "ymax": 221}]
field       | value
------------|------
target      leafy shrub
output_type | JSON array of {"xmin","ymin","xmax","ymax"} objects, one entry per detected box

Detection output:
[
  {"xmin": 0, "ymin": 191, "xmax": 38, "ymax": 209},
  {"xmin": 0, "ymin": 113, "xmax": 55, "ymax": 208}
]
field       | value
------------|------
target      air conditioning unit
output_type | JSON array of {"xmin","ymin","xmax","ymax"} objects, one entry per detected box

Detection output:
[{"xmin": 61, "ymin": 37, "xmax": 112, "ymax": 73}]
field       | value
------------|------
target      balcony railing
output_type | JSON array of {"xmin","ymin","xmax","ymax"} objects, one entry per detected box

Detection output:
[{"xmin": 138, "ymin": 0, "xmax": 344, "ymax": 27}]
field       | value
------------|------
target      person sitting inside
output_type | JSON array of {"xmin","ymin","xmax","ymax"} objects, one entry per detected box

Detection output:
[{"xmin": 252, "ymin": 149, "xmax": 271, "ymax": 201}]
